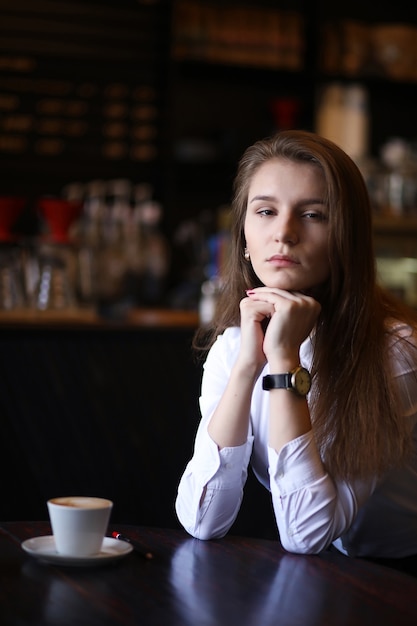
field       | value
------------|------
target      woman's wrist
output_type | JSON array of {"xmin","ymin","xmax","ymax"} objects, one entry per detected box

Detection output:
[
  {"xmin": 267, "ymin": 353, "xmax": 300, "ymax": 373},
  {"xmin": 233, "ymin": 358, "xmax": 264, "ymax": 382}
]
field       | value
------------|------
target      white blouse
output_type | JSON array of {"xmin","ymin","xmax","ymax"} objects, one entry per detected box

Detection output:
[{"xmin": 175, "ymin": 325, "xmax": 417, "ymax": 558}]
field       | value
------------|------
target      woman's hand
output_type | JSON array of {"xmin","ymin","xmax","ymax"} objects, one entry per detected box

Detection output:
[
  {"xmin": 245, "ymin": 287, "xmax": 321, "ymax": 370},
  {"xmin": 236, "ymin": 293, "xmax": 274, "ymax": 376}
]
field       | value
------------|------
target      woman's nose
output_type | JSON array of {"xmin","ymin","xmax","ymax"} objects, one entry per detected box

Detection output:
[{"xmin": 274, "ymin": 215, "xmax": 298, "ymax": 244}]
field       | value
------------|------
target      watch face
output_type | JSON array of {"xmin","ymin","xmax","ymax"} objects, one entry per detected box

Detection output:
[{"xmin": 293, "ymin": 367, "xmax": 311, "ymax": 396}]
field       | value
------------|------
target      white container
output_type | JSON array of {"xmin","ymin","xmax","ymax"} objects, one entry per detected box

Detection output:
[
  {"xmin": 316, "ymin": 83, "xmax": 369, "ymax": 162},
  {"xmin": 47, "ymin": 496, "xmax": 113, "ymax": 557}
]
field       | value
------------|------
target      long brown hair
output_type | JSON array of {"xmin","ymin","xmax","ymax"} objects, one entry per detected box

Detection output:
[{"xmin": 194, "ymin": 130, "xmax": 417, "ymax": 480}]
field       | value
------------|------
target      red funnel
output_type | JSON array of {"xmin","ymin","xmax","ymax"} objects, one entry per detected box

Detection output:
[{"xmin": 38, "ymin": 198, "xmax": 83, "ymax": 243}]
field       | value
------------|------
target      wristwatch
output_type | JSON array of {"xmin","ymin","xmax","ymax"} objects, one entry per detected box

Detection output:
[{"xmin": 262, "ymin": 366, "xmax": 311, "ymax": 397}]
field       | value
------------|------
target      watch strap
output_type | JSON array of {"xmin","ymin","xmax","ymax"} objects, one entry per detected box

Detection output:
[{"xmin": 262, "ymin": 373, "xmax": 292, "ymax": 391}]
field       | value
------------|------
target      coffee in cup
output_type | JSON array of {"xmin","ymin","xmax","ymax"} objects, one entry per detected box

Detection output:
[{"xmin": 47, "ymin": 496, "xmax": 113, "ymax": 557}]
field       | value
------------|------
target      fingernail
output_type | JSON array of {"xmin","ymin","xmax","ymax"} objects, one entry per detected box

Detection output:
[{"xmin": 246, "ymin": 289, "xmax": 255, "ymax": 295}]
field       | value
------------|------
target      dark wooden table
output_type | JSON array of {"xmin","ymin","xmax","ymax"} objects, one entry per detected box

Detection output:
[{"xmin": 1, "ymin": 522, "xmax": 417, "ymax": 626}]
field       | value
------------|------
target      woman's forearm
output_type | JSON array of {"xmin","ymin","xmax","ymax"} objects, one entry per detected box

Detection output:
[
  {"xmin": 207, "ymin": 361, "xmax": 259, "ymax": 449},
  {"xmin": 268, "ymin": 389, "xmax": 312, "ymax": 451}
]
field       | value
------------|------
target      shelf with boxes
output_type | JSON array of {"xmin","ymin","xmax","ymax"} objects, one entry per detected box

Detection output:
[
  {"xmin": 316, "ymin": 3, "xmax": 417, "ymax": 156},
  {"xmin": 171, "ymin": 0, "xmax": 305, "ymax": 72},
  {"xmin": 166, "ymin": 0, "xmax": 417, "ymax": 217}
]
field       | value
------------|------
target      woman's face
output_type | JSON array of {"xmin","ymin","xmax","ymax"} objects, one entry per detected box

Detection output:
[{"xmin": 244, "ymin": 158, "xmax": 331, "ymax": 294}]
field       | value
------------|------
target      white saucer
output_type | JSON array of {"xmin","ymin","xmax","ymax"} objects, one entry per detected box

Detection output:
[{"xmin": 21, "ymin": 535, "xmax": 133, "ymax": 567}]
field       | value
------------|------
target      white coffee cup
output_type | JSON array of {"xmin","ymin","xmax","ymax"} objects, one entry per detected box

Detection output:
[{"xmin": 47, "ymin": 496, "xmax": 113, "ymax": 557}]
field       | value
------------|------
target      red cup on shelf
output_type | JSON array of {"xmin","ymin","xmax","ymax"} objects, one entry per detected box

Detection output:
[
  {"xmin": 0, "ymin": 196, "xmax": 26, "ymax": 241},
  {"xmin": 38, "ymin": 198, "xmax": 84, "ymax": 243}
]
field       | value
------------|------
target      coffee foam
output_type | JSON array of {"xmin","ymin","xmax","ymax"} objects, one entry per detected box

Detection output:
[{"xmin": 49, "ymin": 496, "xmax": 112, "ymax": 509}]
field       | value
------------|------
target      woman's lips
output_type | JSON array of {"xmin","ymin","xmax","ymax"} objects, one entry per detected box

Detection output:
[{"xmin": 267, "ymin": 255, "xmax": 299, "ymax": 267}]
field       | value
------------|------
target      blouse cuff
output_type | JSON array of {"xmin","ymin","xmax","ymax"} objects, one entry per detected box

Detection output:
[
  {"xmin": 268, "ymin": 430, "xmax": 326, "ymax": 495},
  {"xmin": 190, "ymin": 431, "xmax": 253, "ymax": 489}
]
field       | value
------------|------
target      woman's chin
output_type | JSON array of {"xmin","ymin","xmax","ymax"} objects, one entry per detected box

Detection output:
[{"xmin": 265, "ymin": 281, "xmax": 307, "ymax": 292}]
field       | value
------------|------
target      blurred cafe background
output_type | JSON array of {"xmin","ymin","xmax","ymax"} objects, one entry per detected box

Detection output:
[{"xmin": 1, "ymin": 0, "xmax": 417, "ymax": 533}]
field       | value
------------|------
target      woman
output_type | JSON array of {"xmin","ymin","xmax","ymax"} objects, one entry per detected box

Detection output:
[{"xmin": 175, "ymin": 130, "xmax": 417, "ymax": 565}]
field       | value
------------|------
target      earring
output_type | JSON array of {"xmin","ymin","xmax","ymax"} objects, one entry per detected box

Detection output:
[{"xmin": 244, "ymin": 248, "xmax": 250, "ymax": 261}]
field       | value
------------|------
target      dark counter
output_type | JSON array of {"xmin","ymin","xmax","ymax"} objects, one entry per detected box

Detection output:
[
  {"xmin": 0, "ymin": 312, "xmax": 200, "ymax": 528},
  {"xmin": 0, "ymin": 310, "xmax": 276, "ymax": 539}
]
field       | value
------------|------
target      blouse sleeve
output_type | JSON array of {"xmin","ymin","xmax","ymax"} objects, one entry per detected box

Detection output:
[
  {"xmin": 268, "ymin": 432, "xmax": 377, "ymax": 553},
  {"xmin": 175, "ymin": 329, "xmax": 254, "ymax": 539},
  {"xmin": 270, "ymin": 323, "xmax": 417, "ymax": 555}
]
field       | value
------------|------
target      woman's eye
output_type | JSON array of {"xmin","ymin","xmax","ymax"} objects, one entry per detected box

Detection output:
[
  {"xmin": 303, "ymin": 210, "xmax": 327, "ymax": 221},
  {"xmin": 257, "ymin": 208, "xmax": 274, "ymax": 216}
]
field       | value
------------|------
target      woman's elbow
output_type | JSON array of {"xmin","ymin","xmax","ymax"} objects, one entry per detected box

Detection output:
[
  {"xmin": 179, "ymin": 519, "xmax": 227, "ymax": 541},
  {"xmin": 176, "ymin": 504, "xmax": 226, "ymax": 541},
  {"xmin": 279, "ymin": 530, "xmax": 332, "ymax": 555}
]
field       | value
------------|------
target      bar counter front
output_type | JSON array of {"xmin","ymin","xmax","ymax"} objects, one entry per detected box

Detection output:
[
  {"xmin": 0, "ymin": 308, "xmax": 275, "ymax": 538},
  {"xmin": 0, "ymin": 309, "xmax": 202, "ymax": 527}
]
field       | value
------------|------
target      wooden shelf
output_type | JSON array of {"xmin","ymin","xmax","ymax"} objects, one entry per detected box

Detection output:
[
  {"xmin": 0, "ymin": 307, "xmax": 199, "ymax": 329},
  {"xmin": 373, "ymin": 215, "xmax": 417, "ymax": 234}
]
